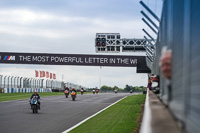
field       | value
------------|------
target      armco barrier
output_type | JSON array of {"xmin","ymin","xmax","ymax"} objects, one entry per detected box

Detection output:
[{"xmin": 3, "ymin": 88, "xmax": 52, "ymax": 93}]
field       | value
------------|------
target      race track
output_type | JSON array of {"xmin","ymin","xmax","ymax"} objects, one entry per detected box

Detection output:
[{"xmin": 0, "ymin": 93, "xmax": 133, "ymax": 133}]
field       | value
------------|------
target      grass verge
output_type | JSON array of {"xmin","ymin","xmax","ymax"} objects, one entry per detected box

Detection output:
[
  {"xmin": 0, "ymin": 92, "xmax": 92, "ymax": 102},
  {"xmin": 69, "ymin": 94, "xmax": 146, "ymax": 133},
  {"xmin": 0, "ymin": 92, "xmax": 64, "ymax": 102}
]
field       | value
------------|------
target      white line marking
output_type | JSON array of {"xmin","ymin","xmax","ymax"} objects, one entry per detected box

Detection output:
[
  {"xmin": 140, "ymin": 89, "xmax": 152, "ymax": 133},
  {"xmin": 62, "ymin": 96, "xmax": 127, "ymax": 133}
]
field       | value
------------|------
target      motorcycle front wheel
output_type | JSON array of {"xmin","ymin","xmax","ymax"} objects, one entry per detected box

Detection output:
[
  {"xmin": 32, "ymin": 105, "xmax": 38, "ymax": 114},
  {"xmin": 72, "ymin": 95, "xmax": 75, "ymax": 101},
  {"xmin": 35, "ymin": 108, "xmax": 38, "ymax": 113},
  {"xmin": 32, "ymin": 105, "xmax": 36, "ymax": 113}
]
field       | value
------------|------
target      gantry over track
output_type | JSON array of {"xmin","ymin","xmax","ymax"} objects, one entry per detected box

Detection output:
[{"xmin": 95, "ymin": 33, "xmax": 150, "ymax": 53}]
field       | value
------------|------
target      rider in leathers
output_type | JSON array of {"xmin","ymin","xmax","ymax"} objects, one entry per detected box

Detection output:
[
  {"xmin": 71, "ymin": 88, "xmax": 77, "ymax": 98},
  {"xmin": 30, "ymin": 91, "xmax": 41, "ymax": 109}
]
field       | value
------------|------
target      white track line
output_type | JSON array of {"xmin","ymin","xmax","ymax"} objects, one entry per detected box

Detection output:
[{"xmin": 62, "ymin": 96, "xmax": 127, "ymax": 133}]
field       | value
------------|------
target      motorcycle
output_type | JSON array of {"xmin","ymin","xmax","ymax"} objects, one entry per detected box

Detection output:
[
  {"xmin": 115, "ymin": 90, "xmax": 118, "ymax": 94},
  {"xmin": 93, "ymin": 90, "xmax": 95, "ymax": 94},
  {"xmin": 151, "ymin": 75, "xmax": 160, "ymax": 94},
  {"xmin": 31, "ymin": 97, "xmax": 39, "ymax": 114},
  {"xmin": 81, "ymin": 90, "xmax": 84, "ymax": 95},
  {"xmin": 71, "ymin": 91, "xmax": 76, "ymax": 101},
  {"xmin": 64, "ymin": 90, "xmax": 69, "ymax": 98}
]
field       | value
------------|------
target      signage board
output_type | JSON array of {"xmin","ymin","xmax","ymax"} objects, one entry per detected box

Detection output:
[{"xmin": 0, "ymin": 52, "xmax": 151, "ymax": 73}]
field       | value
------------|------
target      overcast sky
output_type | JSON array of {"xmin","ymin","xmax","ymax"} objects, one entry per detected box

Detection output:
[{"xmin": 0, "ymin": 0, "xmax": 162, "ymax": 88}]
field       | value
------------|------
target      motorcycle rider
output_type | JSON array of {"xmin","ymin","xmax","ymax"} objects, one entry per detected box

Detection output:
[
  {"xmin": 64, "ymin": 86, "xmax": 70, "ymax": 98},
  {"xmin": 65, "ymin": 86, "xmax": 69, "ymax": 91},
  {"xmin": 30, "ymin": 91, "xmax": 41, "ymax": 109},
  {"xmin": 71, "ymin": 88, "xmax": 77, "ymax": 92},
  {"xmin": 71, "ymin": 88, "xmax": 77, "ymax": 97},
  {"xmin": 93, "ymin": 88, "xmax": 95, "ymax": 94},
  {"xmin": 96, "ymin": 89, "xmax": 99, "ymax": 94},
  {"xmin": 64, "ymin": 86, "xmax": 70, "ymax": 93},
  {"xmin": 81, "ymin": 88, "xmax": 84, "ymax": 95}
]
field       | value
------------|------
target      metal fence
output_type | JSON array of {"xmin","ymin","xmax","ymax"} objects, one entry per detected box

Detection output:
[
  {"xmin": 148, "ymin": 0, "xmax": 200, "ymax": 132},
  {"xmin": 0, "ymin": 75, "xmax": 89, "ymax": 92},
  {"xmin": 0, "ymin": 75, "xmax": 62, "ymax": 89}
]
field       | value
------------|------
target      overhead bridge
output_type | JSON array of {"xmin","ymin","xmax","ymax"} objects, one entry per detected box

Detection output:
[{"xmin": 95, "ymin": 33, "xmax": 152, "ymax": 53}]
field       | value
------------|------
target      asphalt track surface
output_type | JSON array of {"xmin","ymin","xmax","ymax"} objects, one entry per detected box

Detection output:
[{"xmin": 0, "ymin": 93, "xmax": 133, "ymax": 133}]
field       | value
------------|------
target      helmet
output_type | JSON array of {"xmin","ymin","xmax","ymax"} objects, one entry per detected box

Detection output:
[
  {"xmin": 72, "ymin": 88, "xmax": 75, "ymax": 90},
  {"xmin": 34, "ymin": 91, "xmax": 38, "ymax": 94}
]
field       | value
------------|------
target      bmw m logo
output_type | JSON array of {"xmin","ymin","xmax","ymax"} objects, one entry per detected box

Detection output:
[{"xmin": 3, "ymin": 56, "xmax": 15, "ymax": 61}]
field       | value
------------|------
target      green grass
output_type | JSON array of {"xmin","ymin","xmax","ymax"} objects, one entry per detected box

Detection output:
[
  {"xmin": 0, "ymin": 92, "xmax": 92, "ymax": 102},
  {"xmin": 0, "ymin": 92, "xmax": 64, "ymax": 102},
  {"xmin": 69, "ymin": 94, "xmax": 146, "ymax": 133}
]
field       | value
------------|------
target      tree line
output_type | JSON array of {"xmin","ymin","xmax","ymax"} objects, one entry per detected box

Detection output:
[{"xmin": 100, "ymin": 85, "xmax": 146, "ymax": 92}]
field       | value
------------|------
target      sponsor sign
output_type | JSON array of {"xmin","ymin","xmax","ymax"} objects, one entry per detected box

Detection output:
[{"xmin": 0, "ymin": 52, "xmax": 144, "ymax": 67}]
